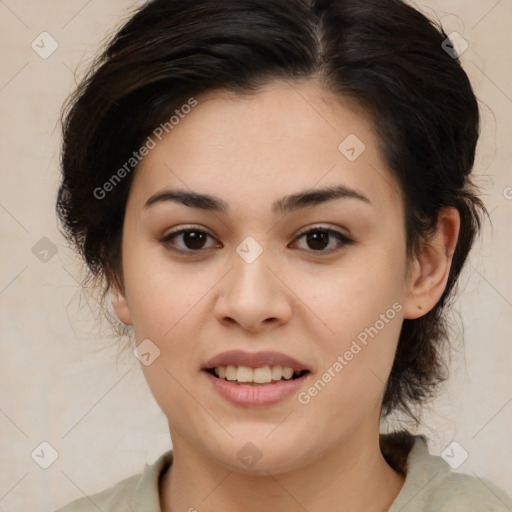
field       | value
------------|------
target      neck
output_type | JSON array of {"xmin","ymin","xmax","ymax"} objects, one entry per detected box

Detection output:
[{"xmin": 160, "ymin": 427, "xmax": 405, "ymax": 512}]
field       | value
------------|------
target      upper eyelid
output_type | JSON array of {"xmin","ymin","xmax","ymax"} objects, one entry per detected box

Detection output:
[
  {"xmin": 162, "ymin": 224, "xmax": 349, "ymax": 239},
  {"xmin": 294, "ymin": 224, "xmax": 350, "ymax": 238},
  {"xmin": 161, "ymin": 225, "xmax": 352, "ymax": 250}
]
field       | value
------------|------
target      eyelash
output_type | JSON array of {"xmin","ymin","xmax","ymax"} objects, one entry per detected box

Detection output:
[{"xmin": 160, "ymin": 225, "xmax": 354, "ymax": 256}]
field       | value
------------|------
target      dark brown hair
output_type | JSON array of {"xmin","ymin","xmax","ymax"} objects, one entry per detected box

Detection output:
[{"xmin": 56, "ymin": 0, "xmax": 486, "ymax": 421}]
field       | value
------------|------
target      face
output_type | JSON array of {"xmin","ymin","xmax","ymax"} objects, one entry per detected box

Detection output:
[{"xmin": 112, "ymin": 79, "xmax": 415, "ymax": 474}]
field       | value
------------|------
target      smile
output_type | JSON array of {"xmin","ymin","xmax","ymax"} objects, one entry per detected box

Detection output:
[
  {"xmin": 203, "ymin": 367, "xmax": 310, "ymax": 407},
  {"xmin": 206, "ymin": 365, "xmax": 308, "ymax": 385}
]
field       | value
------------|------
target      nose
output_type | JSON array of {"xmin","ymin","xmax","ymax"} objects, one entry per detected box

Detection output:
[{"xmin": 214, "ymin": 247, "xmax": 292, "ymax": 333}]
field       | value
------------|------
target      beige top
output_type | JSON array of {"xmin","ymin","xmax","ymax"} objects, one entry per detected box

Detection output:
[{"xmin": 55, "ymin": 435, "xmax": 512, "ymax": 511}]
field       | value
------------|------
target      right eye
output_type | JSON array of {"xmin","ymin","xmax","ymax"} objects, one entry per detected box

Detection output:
[{"xmin": 161, "ymin": 227, "xmax": 221, "ymax": 254}]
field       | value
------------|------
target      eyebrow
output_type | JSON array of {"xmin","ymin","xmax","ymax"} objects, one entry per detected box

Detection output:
[{"xmin": 144, "ymin": 184, "xmax": 371, "ymax": 215}]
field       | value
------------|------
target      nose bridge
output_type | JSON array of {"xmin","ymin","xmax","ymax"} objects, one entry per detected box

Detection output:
[
  {"xmin": 214, "ymin": 236, "xmax": 292, "ymax": 330},
  {"xmin": 230, "ymin": 236, "xmax": 278, "ymax": 304}
]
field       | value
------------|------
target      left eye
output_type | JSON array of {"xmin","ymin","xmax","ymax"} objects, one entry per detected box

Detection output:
[
  {"xmin": 293, "ymin": 227, "xmax": 352, "ymax": 253},
  {"xmin": 161, "ymin": 226, "xmax": 352, "ymax": 254}
]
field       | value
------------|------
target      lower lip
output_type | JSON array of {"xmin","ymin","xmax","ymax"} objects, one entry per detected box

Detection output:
[{"xmin": 203, "ymin": 370, "xmax": 309, "ymax": 407}]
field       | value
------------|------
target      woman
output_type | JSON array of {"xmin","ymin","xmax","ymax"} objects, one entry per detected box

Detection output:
[{"xmin": 54, "ymin": 0, "xmax": 512, "ymax": 510}]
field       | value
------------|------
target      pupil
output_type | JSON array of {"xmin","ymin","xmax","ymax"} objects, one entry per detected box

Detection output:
[
  {"xmin": 183, "ymin": 231, "xmax": 330, "ymax": 251},
  {"xmin": 185, "ymin": 231, "xmax": 205, "ymax": 250},
  {"xmin": 307, "ymin": 231, "xmax": 328, "ymax": 250}
]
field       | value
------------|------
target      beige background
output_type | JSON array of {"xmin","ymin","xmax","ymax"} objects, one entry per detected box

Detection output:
[{"xmin": 0, "ymin": 1, "xmax": 511, "ymax": 510}]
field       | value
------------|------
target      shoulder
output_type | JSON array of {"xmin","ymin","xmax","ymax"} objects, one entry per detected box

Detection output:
[
  {"xmin": 423, "ymin": 471, "xmax": 512, "ymax": 511},
  {"xmin": 53, "ymin": 450, "xmax": 174, "ymax": 512},
  {"xmin": 385, "ymin": 433, "xmax": 512, "ymax": 512},
  {"xmin": 54, "ymin": 473, "xmax": 140, "ymax": 512}
]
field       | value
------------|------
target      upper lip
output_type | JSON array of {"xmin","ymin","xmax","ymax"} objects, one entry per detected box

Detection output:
[{"xmin": 202, "ymin": 350, "xmax": 311, "ymax": 372}]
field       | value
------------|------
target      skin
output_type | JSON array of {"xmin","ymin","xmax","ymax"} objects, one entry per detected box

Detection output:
[{"xmin": 111, "ymin": 79, "xmax": 460, "ymax": 512}]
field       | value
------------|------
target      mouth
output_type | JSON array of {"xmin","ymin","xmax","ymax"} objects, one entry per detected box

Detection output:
[
  {"xmin": 201, "ymin": 350, "xmax": 312, "ymax": 387},
  {"xmin": 203, "ymin": 365, "xmax": 310, "ymax": 386},
  {"xmin": 202, "ymin": 351, "xmax": 311, "ymax": 406}
]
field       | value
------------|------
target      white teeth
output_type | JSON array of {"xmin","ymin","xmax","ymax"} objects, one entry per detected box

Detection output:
[
  {"xmin": 271, "ymin": 365, "xmax": 283, "ymax": 380},
  {"xmin": 282, "ymin": 367, "xmax": 294, "ymax": 379},
  {"xmin": 236, "ymin": 366, "xmax": 253, "ymax": 383},
  {"xmin": 212, "ymin": 364, "xmax": 301, "ymax": 383},
  {"xmin": 225, "ymin": 365, "xmax": 237, "ymax": 381},
  {"xmin": 253, "ymin": 366, "xmax": 272, "ymax": 383}
]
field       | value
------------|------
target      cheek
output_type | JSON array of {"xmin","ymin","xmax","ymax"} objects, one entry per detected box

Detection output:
[
  {"xmin": 291, "ymin": 245, "xmax": 406, "ymax": 409},
  {"xmin": 123, "ymin": 245, "xmax": 207, "ymax": 337},
  {"xmin": 296, "ymin": 278, "xmax": 403, "ymax": 433},
  {"xmin": 297, "ymin": 243, "xmax": 406, "ymax": 338}
]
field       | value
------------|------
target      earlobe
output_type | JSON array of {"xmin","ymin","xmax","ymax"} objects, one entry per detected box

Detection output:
[
  {"xmin": 110, "ymin": 284, "xmax": 132, "ymax": 325},
  {"xmin": 403, "ymin": 207, "xmax": 460, "ymax": 319}
]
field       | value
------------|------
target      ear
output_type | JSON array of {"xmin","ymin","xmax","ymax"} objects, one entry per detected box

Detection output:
[
  {"xmin": 403, "ymin": 207, "xmax": 460, "ymax": 319},
  {"xmin": 110, "ymin": 282, "xmax": 133, "ymax": 325}
]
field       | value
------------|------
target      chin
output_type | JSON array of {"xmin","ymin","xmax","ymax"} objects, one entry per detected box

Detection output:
[{"xmin": 205, "ymin": 431, "xmax": 313, "ymax": 476}]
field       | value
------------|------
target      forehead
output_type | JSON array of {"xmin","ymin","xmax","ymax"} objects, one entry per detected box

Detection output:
[{"xmin": 128, "ymin": 79, "xmax": 402, "ymax": 216}]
